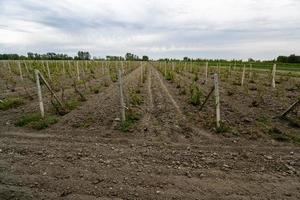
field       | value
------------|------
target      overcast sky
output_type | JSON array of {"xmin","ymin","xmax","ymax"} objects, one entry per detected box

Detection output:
[{"xmin": 0, "ymin": 0, "xmax": 300, "ymax": 60}]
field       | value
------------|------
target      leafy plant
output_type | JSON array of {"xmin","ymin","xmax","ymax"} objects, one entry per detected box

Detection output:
[
  {"xmin": 165, "ymin": 70, "xmax": 175, "ymax": 81},
  {"xmin": 129, "ymin": 89, "xmax": 143, "ymax": 106},
  {"xmin": 120, "ymin": 109, "xmax": 140, "ymax": 132},
  {"xmin": 189, "ymin": 83, "xmax": 202, "ymax": 105}
]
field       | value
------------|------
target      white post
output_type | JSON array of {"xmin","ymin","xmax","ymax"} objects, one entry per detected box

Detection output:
[
  {"xmin": 46, "ymin": 61, "xmax": 51, "ymax": 80},
  {"xmin": 214, "ymin": 73, "xmax": 220, "ymax": 128},
  {"xmin": 272, "ymin": 64, "xmax": 276, "ymax": 88},
  {"xmin": 7, "ymin": 61, "xmax": 11, "ymax": 74},
  {"xmin": 205, "ymin": 62, "xmax": 208, "ymax": 84},
  {"xmin": 140, "ymin": 62, "xmax": 143, "ymax": 84},
  {"xmin": 24, "ymin": 61, "xmax": 29, "ymax": 74},
  {"xmin": 18, "ymin": 61, "xmax": 23, "ymax": 81},
  {"xmin": 241, "ymin": 64, "xmax": 246, "ymax": 86},
  {"xmin": 62, "ymin": 61, "xmax": 66, "ymax": 75},
  {"xmin": 249, "ymin": 64, "xmax": 253, "ymax": 80},
  {"xmin": 118, "ymin": 69, "xmax": 125, "ymax": 122},
  {"xmin": 76, "ymin": 61, "xmax": 80, "ymax": 81},
  {"xmin": 102, "ymin": 61, "xmax": 104, "ymax": 75},
  {"xmin": 35, "ymin": 70, "xmax": 44, "ymax": 118}
]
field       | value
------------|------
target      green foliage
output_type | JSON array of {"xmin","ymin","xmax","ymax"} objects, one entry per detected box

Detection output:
[
  {"xmin": 0, "ymin": 97, "xmax": 25, "ymax": 111},
  {"xmin": 120, "ymin": 110, "xmax": 140, "ymax": 132},
  {"xmin": 65, "ymin": 98, "xmax": 81, "ymax": 110},
  {"xmin": 15, "ymin": 114, "xmax": 58, "ymax": 130},
  {"xmin": 129, "ymin": 89, "xmax": 143, "ymax": 105},
  {"xmin": 189, "ymin": 83, "xmax": 202, "ymax": 105},
  {"xmin": 216, "ymin": 121, "xmax": 231, "ymax": 134},
  {"xmin": 165, "ymin": 70, "xmax": 174, "ymax": 81}
]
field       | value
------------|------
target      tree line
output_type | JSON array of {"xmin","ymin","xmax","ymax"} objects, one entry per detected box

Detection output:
[
  {"xmin": 0, "ymin": 52, "xmax": 149, "ymax": 61},
  {"xmin": 277, "ymin": 54, "xmax": 300, "ymax": 63}
]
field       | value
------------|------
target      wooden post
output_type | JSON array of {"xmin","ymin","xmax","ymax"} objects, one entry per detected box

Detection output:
[
  {"xmin": 205, "ymin": 62, "xmax": 208, "ymax": 84},
  {"xmin": 38, "ymin": 72, "xmax": 64, "ymax": 108},
  {"xmin": 18, "ymin": 61, "xmax": 23, "ymax": 81},
  {"xmin": 118, "ymin": 69, "xmax": 125, "ymax": 122},
  {"xmin": 24, "ymin": 61, "xmax": 29, "ymax": 74},
  {"xmin": 46, "ymin": 61, "xmax": 51, "ymax": 80},
  {"xmin": 35, "ymin": 70, "xmax": 44, "ymax": 118},
  {"xmin": 241, "ymin": 64, "xmax": 246, "ymax": 86},
  {"xmin": 76, "ymin": 61, "xmax": 80, "ymax": 81},
  {"xmin": 164, "ymin": 61, "xmax": 167, "ymax": 76},
  {"xmin": 214, "ymin": 73, "xmax": 220, "ymax": 128},
  {"xmin": 280, "ymin": 98, "xmax": 300, "ymax": 118},
  {"xmin": 272, "ymin": 64, "xmax": 276, "ymax": 88}
]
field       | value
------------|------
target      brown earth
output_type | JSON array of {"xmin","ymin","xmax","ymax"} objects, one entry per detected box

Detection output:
[{"xmin": 0, "ymin": 65, "xmax": 300, "ymax": 200}]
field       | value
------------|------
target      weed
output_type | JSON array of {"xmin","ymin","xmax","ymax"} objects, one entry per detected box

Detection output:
[
  {"xmin": 216, "ymin": 121, "xmax": 231, "ymax": 134},
  {"xmin": 120, "ymin": 109, "xmax": 140, "ymax": 132},
  {"xmin": 15, "ymin": 113, "xmax": 58, "ymax": 130},
  {"xmin": 0, "ymin": 97, "xmax": 25, "ymax": 111}
]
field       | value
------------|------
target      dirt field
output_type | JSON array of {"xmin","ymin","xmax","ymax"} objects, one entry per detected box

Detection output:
[{"xmin": 1, "ymin": 64, "xmax": 300, "ymax": 199}]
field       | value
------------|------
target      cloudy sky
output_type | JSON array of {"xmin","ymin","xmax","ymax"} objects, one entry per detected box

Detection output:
[{"xmin": 0, "ymin": 0, "xmax": 300, "ymax": 60}]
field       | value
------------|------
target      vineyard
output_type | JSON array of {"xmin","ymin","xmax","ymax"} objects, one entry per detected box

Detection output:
[{"xmin": 0, "ymin": 60, "xmax": 300, "ymax": 199}]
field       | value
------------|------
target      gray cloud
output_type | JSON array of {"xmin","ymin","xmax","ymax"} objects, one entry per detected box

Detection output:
[{"xmin": 0, "ymin": 0, "xmax": 300, "ymax": 59}]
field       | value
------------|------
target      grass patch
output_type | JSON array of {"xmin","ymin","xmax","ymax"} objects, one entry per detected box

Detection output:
[
  {"xmin": 0, "ymin": 97, "xmax": 25, "ymax": 111},
  {"xmin": 15, "ymin": 113, "xmax": 58, "ymax": 130},
  {"xmin": 120, "ymin": 110, "xmax": 140, "ymax": 132}
]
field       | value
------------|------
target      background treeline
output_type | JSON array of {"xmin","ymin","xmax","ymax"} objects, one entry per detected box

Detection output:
[
  {"xmin": 0, "ymin": 51, "xmax": 149, "ymax": 61},
  {"xmin": 1, "ymin": 52, "xmax": 300, "ymax": 63},
  {"xmin": 277, "ymin": 54, "xmax": 300, "ymax": 63}
]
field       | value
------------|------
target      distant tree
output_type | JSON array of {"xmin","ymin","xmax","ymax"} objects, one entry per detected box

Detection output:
[
  {"xmin": 142, "ymin": 55, "xmax": 149, "ymax": 61},
  {"xmin": 76, "ymin": 51, "xmax": 91, "ymax": 60},
  {"xmin": 125, "ymin": 53, "xmax": 140, "ymax": 61},
  {"xmin": 183, "ymin": 57, "xmax": 191, "ymax": 61}
]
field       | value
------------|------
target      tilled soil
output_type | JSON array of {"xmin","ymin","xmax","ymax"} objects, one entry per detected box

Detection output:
[{"xmin": 0, "ymin": 66, "xmax": 300, "ymax": 200}]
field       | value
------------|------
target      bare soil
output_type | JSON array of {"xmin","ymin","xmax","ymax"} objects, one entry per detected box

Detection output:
[{"xmin": 0, "ymin": 66, "xmax": 300, "ymax": 200}]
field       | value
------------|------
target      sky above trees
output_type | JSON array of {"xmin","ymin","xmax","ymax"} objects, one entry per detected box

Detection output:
[{"xmin": 0, "ymin": 0, "xmax": 300, "ymax": 60}]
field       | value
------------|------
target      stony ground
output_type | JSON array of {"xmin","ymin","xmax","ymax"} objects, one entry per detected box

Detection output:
[{"xmin": 0, "ymin": 66, "xmax": 300, "ymax": 200}]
